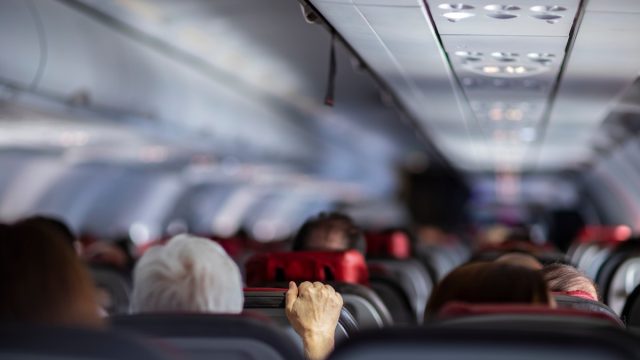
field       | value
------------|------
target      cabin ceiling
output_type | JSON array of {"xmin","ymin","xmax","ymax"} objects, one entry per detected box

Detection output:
[{"xmin": 306, "ymin": 0, "xmax": 640, "ymax": 172}]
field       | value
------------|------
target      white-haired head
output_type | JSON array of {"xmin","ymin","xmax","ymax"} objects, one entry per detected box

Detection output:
[{"xmin": 130, "ymin": 234, "xmax": 244, "ymax": 314}]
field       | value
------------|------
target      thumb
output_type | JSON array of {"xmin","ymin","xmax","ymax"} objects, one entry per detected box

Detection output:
[{"xmin": 285, "ymin": 281, "xmax": 298, "ymax": 312}]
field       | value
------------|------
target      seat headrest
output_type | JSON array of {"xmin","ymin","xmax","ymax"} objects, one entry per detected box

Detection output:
[
  {"xmin": 437, "ymin": 302, "xmax": 622, "ymax": 326},
  {"xmin": 109, "ymin": 313, "xmax": 301, "ymax": 360},
  {"xmin": 245, "ymin": 250, "xmax": 369, "ymax": 286},
  {"xmin": 0, "ymin": 323, "xmax": 168, "ymax": 360},
  {"xmin": 365, "ymin": 232, "xmax": 411, "ymax": 259},
  {"xmin": 243, "ymin": 288, "xmax": 287, "ymax": 309},
  {"xmin": 577, "ymin": 226, "xmax": 631, "ymax": 244}
]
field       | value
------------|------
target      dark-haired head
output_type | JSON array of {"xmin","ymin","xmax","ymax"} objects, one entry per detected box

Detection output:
[
  {"xmin": 16, "ymin": 216, "xmax": 78, "ymax": 251},
  {"xmin": 425, "ymin": 262, "xmax": 551, "ymax": 318},
  {"xmin": 292, "ymin": 212, "xmax": 366, "ymax": 254},
  {"xmin": 0, "ymin": 220, "xmax": 101, "ymax": 327}
]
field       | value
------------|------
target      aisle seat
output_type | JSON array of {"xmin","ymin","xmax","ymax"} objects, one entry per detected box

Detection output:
[
  {"xmin": 0, "ymin": 323, "xmax": 170, "ymax": 360},
  {"xmin": 328, "ymin": 324, "xmax": 640, "ymax": 360},
  {"xmin": 245, "ymin": 252, "xmax": 392, "ymax": 328},
  {"xmin": 110, "ymin": 313, "xmax": 302, "ymax": 360},
  {"xmin": 436, "ymin": 302, "xmax": 623, "ymax": 328},
  {"xmin": 365, "ymin": 231, "xmax": 433, "ymax": 322}
]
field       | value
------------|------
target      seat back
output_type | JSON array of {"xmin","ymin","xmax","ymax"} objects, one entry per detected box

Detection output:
[
  {"xmin": 245, "ymin": 252, "xmax": 390, "ymax": 329},
  {"xmin": 622, "ymin": 283, "xmax": 640, "ymax": 327},
  {"xmin": 330, "ymin": 283, "xmax": 393, "ymax": 328},
  {"xmin": 587, "ymin": 239, "xmax": 640, "ymax": 304},
  {"xmin": 365, "ymin": 231, "xmax": 411, "ymax": 260},
  {"xmin": 435, "ymin": 302, "xmax": 623, "ymax": 328},
  {"xmin": 365, "ymin": 231, "xmax": 433, "ymax": 322},
  {"xmin": 0, "ymin": 323, "xmax": 169, "ymax": 360},
  {"xmin": 110, "ymin": 313, "xmax": 302, "ymax": 360},
  {"xmin": 368, "ymin": 259, "xmax": 432, "ymax": 322},
  {"xmin": 90, "ymin": 265, "xmax": 131, "ymax": 315},
  {"xmin": 245, "ymin": 250, "xmax": 369, "ymax": 286},
  {"xmin": 328, "ymin": 326, "xmax": 640, "ymax": 360},
  {"xmin": 553, "ymin": 294, "xmax": 623, "ymax": 326},
  {"xmin": 605, "ymin": 256, "xmax": 640, "ymax": 315}
]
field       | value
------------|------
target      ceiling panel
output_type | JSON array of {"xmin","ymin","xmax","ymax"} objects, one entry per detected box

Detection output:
[
  {"xmin": 426, "ymin": 0, "xmax": 580, "ymax": 36},
  {"xmin": 541, "ymin": 8, "xmax": 640, "ymax": 168},
  {"xmin": 309, "ymin": 0, "xmax": 488, "ymax": 169}
]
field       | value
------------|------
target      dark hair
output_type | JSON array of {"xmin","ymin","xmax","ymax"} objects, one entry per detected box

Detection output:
[
  {"xmin": 292, "ymin": 212, "xmax": 366, "ymax": 254},
  {"xmin": 0, "ymin": 221, "xmax": 101, "ymax": 327},
  {"xmin": 425, "ymin": 262, "xmax": 551, "ymax": 318},
  {"xmin": 16, "ymin": 216, "xmax": 76, "ymax": 247},
  {"xmin": 541, "ymin": 263, "xmax": 599, "ymax": 301}
]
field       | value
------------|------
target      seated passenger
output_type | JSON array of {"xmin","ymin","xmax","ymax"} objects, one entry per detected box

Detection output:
[
  {"xmin": 495, "ymin": 252, "xmax": 544, "ymax": 270},
  {"xmin": 292, "ymin": 212, "xmax": 366, "ymax": 253},
  {"xmin": 541, "ymin": 263, "xmax": 599, "ymax": 301},
  {"xmin": 131, "ymin": 234, "xmax": 342, "ymax": 360},
  {"xmin": 425, "ymin": 262, "xmax": 552, "ymax": 318},
  {"xmin": 0, "ymin": 221, "xmax": 102, "ymax": 327},
  {"xmin": 16, "ymin": 215, "xmax": 81, "ymax": 255}
]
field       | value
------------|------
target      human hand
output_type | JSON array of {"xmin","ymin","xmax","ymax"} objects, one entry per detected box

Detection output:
[{"xmin": 285, "ymin": 281, "xmax": 343, "ymax": 360}]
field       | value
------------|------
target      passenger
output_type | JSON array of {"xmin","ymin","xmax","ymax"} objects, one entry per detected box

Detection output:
[
  {"xmin": 292, "ymin": 212, "xmax": 366, "ymax": 253},
  {"xmin": 0, "ymin": 221, "xmax": 102, "ymax": 328},
  {"xmin": 16, "ymin": 215, "xmax": 81, "ymax": 255},
  {"xmin": 131, "ymin": 234, "xmax": 342, "ymax": 360},
  {"xmin": 495, "ymin": 252, "xmax": 544, "ymax": 270},
  {"xmin": 425, "ymin": 262, "xmax": 552, "ymax": 317},
  {"xmin": 541, "ymin": 263, "xmax": 599, "ymax": 301}
]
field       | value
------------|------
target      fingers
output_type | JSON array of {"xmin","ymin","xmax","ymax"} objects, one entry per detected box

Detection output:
[
  {"xmin": 286, "ymin": 281, "xmax": 298, "ymax": 312},
  {"xmin": 298, "ymin": 281, "xmax": 313, "ymax": 297}
]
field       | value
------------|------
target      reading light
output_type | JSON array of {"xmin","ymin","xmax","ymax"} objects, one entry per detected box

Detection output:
[
  {"xmin": 443, "ymin": 11, "xmax": 475, "ymax": 22},
  {"xmin": 482, "ymin": 65, "xmax": 501, "ymax": 74}
]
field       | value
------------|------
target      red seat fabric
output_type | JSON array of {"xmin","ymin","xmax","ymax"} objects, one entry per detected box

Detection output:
[
  {"xmin": 437, "ymin": 302, "xmax": 622, "ymax": 326},
  {"xmin": 577, "ymin": 226, "xmax": 632, "ymax": 244},
  {"xmin": 365, "ymin": 232, "xmax": 411, "ymax": 259},
  {"xmin": 553, "ymin": 290, "xmax": 597, "ymax": 302},
  {"xmin": 245, "ymin": 250, "xmax": 369, "ymax": 286}
]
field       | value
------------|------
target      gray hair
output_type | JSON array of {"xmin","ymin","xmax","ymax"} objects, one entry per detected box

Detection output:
[{"xmin": 131, "ymin": 234, "xmax": 244, "ymax": 314}]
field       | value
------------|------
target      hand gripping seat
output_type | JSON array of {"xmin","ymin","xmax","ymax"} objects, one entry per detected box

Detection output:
[
  {"xmin": 110, "ymin": 313, "xmax": 302, "ymax": 360},
  {"xmin": 244, "ymin": 288, "xmax": 358, "ymax": 346},
  {"xmin": 245, "ymin": 251, "xmax": 392, "ymax": 329}
]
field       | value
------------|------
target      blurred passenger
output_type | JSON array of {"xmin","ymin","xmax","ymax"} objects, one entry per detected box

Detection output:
[
  {"xmin": 293, "ymin": 212, "xmax": 366, "ymax": 253},
  {"xmin": 0, "ymin": 221, "xmax": 102, "ymax": 328},
  {"xmin": 541, "ymin": 263, "xmax": 599, "ymax": 301},
  {"xmin": 83, "ymin": 236, "xmax": 136, "ymax": 272},
  {"xmin": 425, "ymin": 262, "xmax": 552, "ymax": 317},
  {"xmin": 17, "ymin": 215, "xmax": 81, "ymax": 255},
  {"xmin": 132, "ymin": 234, "xmax": 342, "ymax": 360},
  {"xmin": 495, "ymin": 252, "xmax": 543, "ymax": 270}
]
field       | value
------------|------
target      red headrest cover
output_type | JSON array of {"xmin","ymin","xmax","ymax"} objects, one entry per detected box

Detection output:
[
  {"xmin": 577, "ymin": 226, "xmax": 631, "ymax": 244},
  {"xmin": 438, "ymin": 302, "xmax": 621, "ymax": 326},
  {"xmin": 365, "ymin": 232, "xmax": 411, "ymax": 259},
  {"xmin": 245, "ymin": 250, "xmax": 369, "ymax": 286}
]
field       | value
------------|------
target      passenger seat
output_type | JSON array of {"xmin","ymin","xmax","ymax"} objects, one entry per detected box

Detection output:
[
  {"xmin": 0, "ymin": 323, "xmax": 170, "ymax": 360},
  {"xmin": 110, "ymin": 313, "xmax": 302, "ymax": 360},
  {"xmin": 245, "ymin": 250, "xmax": 393, "ymax": 329},
  {"xmin": 366, "ymin": 231, "xmax": 433, "ymax": 323}
]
